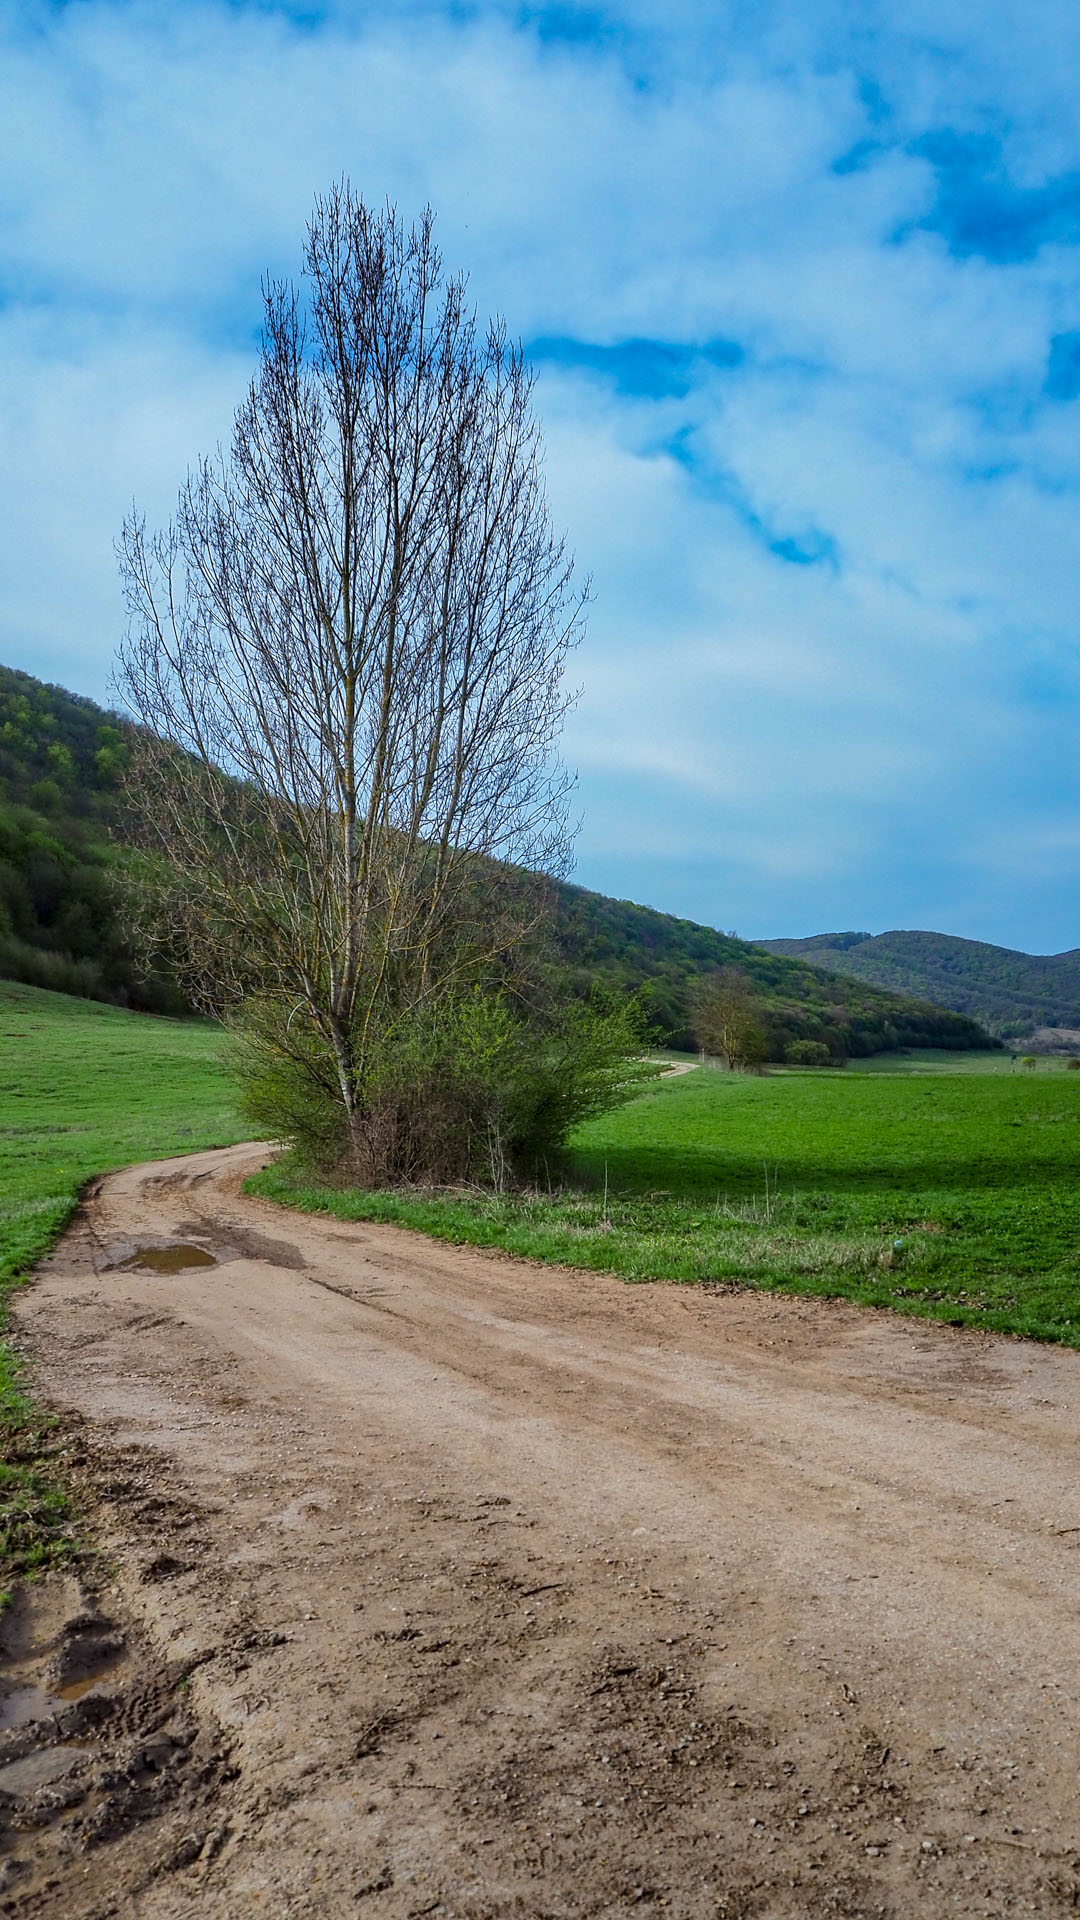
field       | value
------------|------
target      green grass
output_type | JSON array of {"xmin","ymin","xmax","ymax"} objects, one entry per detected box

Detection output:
[
  {"xmin": 0, "ymin": 978, "xmax": 249, "ymax": 1592},
  {"xmin": 840, "ymin": 1047, "xmax": 1071, "ymax": 1074},
  {"xmin": 252, "ymin": 1055, "xmax": 1080, "ymax": 1348}
]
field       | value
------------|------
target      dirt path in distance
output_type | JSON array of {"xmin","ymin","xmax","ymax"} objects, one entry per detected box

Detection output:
[{"xmin": 6, "ymin": 1141, "xmax": 1080, "ymax": 1918}]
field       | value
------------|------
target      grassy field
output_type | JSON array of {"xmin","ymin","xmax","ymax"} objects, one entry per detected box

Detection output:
[
  {"xmin": 255, "ymin": 1055, "xmax": 1080, "ymax": 1347},
  {"xmin": 0, "ymin": 979, "xmax": 248, "ymax": 1589},
  {"xmin": 842, "ymin": 1047, "xmax": 1069, "ymax": 1074}
]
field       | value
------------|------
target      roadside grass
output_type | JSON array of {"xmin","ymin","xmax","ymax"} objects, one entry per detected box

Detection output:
[
  {"xmin": 252, "ymin": 1054, "xmax": 1080, "ymax": 1348},
  {"xmin": 0, "ymin": 978, "xmax": 248, "ymax": 1595}
]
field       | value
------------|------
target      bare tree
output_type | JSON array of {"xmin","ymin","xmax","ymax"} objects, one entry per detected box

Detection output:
[
  {"xmin": 690, "ymin": 968, "xmax": 768, "ymax": 1071},
  {"xmin": 117, "ymin": 186, "xmax": 584, "ymax": 1157}
]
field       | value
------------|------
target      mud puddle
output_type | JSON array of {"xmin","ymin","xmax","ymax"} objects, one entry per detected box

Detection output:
[
  {"xmin": 103, "ymin": 1227, "xmax": 305, "ymax": 1275},
  {"xmin": 0, "ymin": 1569, "xmax": 231, "ymax": 1912},
  {"xmin": 112, "ymin": 1243, "xmax": 217, "ymax": 1274},
  {"xmin": 1, "ymin": 1654, "xmax": 128, "ymax": 1732}
]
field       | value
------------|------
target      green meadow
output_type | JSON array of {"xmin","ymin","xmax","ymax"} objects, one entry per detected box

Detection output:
[
  {"xmin": 0, "ymin": 979, "xmax": 248, "ymax": 1586},
  {"xmin": 257, "ymin": 1052, "xmax": 1080, "ymax": 1347}
]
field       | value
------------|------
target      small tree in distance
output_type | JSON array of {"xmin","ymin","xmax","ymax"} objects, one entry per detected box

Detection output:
[
  {"xmin": 690, "ymin": 968, "xmax": 768, "ymax": 1072},
  {"xmin": 116, "ymin": 185, "xmax": 640, "ymax": 1183}
]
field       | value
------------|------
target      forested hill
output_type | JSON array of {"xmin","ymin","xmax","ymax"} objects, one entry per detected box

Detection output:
[
  {"xmin": 0, "ymin": 661, "xmax": 990, "ymax": 1056},
  {"xmin": 0, "ymin": 665, "xmax": 184, "ymax": 1010},
  {"xmin": 555, "ymin": 885, "xmax": 988, "ymax": 1056},
  {"xmin": 756, "ymin": 929, "xmax": 1080, "ymax": 1039}
]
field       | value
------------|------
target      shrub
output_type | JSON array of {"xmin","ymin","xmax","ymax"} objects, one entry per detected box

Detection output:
[
  {"xmin": 232, "ymin": 985, "xmax": 650, "ymax": 1189},
  {"xmin": 0, "ymin": 936, "xmax": 104, "ymax": 1001},
  {"xmin": 785, "ymin": 1038, "xmax": 832, "ymax": 1067}
]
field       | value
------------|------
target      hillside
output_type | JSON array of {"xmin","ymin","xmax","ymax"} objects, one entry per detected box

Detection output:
[
  {"xmin": 0, "ymin": 661, "xmax": 989, "ymax": 1058},
  {"xmin": 554, "ymin": 885, "xmax": 988, "ymax": 1057},
  {"xmin": 0, "ymin": 665, "xmax": 184, "ymax": 1010},
  {"xmin": 756, "ymin": 929, "xmax": 1080, "ymax": 1038}
]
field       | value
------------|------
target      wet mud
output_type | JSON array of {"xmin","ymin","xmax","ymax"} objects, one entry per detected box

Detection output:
[{"xmin": 0, "ymin": 1560, "xmax": 233, "ymax": 1916}]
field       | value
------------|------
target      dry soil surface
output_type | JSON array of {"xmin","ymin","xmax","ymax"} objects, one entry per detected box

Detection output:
[{"xmin": 5, "ymin": 1142, "xmax": 1080, "ymax": 1919}]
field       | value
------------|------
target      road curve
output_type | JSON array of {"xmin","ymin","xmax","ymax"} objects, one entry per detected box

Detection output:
[{"xmin": 10, "ymin": 1140, "xmax": 1080, "ymax": 1917}]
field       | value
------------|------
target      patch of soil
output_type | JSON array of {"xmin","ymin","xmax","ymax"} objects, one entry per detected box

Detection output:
[
  {"xmin": 0, "ymin": 1568, "xmax": 234, "ymax": 1915},
  {"xmin": 9, "ymin": 1141, "xmax": 1080, "ymax": 1915}
]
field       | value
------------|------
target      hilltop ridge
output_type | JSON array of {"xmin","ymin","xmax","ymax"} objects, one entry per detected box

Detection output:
[{"xmin": 756, "ymin": 928, "xmax": 1080, "ymax": 1039}]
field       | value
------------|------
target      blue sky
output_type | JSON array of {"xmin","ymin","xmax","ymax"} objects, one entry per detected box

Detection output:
[{"xmin": 3, "ymin": 0, "xmax": 1080, "ymax": 951}]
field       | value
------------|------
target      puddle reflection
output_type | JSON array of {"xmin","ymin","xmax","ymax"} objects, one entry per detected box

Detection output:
[{"xmin": 119, "ymin": 1244, "xmax": 216, "ymax": 1273}]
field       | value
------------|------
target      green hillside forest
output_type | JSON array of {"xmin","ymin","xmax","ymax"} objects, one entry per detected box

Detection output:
[
  {"xmin": 553, "ymin": 884, "xmax": 987, "ymax": 1056},
  {"xmin": 0, "ymin": 662, "xmax": 988, "ymax": 1060},
  {"xmin": 0, "ymin": 664, "xmax": 182, "ymax": 1009},
  {"xmin": 757, "ymin": 928, "xmax": 1080, "ymax": 1040}
]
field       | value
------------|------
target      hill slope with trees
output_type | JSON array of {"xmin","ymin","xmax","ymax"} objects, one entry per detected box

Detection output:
[
  {"xmin": 553, "ymin": 884, "xmax": 988, "ymax": 1057},
  {"xmin": 756, "ymin": 929, "xmax": 1080, "ymax": 1037},
  {"xmin": 0, "ymin": 665, "xmax": 183, "ymax": 1009},
  {"xmin": 0, "ymin": 662, "xmax": 989, "ymax": 1058}
]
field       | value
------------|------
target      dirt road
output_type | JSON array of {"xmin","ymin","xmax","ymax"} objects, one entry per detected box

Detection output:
[{"xmin": 5, "ymin": 1143, "xmax": 1080, "ymax": 1917}]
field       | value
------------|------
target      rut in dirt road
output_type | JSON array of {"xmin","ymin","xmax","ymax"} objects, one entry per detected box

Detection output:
[{"xmin": 5, "ymin": 1141, "xmax": 1080, "ymax": 1918}]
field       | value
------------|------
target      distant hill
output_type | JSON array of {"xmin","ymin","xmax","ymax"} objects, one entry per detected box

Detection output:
[
  {"xmin": 755, "ymin": 929, "xmax": 1080, "ymax": 1039},
  {"xmin": 0, "ymin": 661, "xmax": 991, "ymax": 1058},
  {"xmin": 554, "ymin": 887, "xmax": 989, "ymax": 1057}
]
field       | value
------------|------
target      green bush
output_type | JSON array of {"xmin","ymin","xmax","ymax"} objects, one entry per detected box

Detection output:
[
  {"xmin": 232, "ymin": 985, "xmax": 651, "ymax": 1188},
  {"xmin": 785, "ymin": 1038, "xmax": 833, "ymax": 1067}
]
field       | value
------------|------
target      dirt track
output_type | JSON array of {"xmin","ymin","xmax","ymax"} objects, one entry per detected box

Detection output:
[{"xmin": 6, "ymin": 1142, "xmax": 1080, "ymax": 1917}]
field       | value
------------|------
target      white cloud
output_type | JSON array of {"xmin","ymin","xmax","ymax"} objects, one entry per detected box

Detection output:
[{"xmin": 2, "ymin": 0, "xmax": 1080, "ymax": 948}]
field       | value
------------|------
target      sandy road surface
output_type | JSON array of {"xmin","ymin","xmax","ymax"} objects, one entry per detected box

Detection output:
[{"xmin": 5, "ymin": 1143, "xmax": 1080, "ymax": 1918}]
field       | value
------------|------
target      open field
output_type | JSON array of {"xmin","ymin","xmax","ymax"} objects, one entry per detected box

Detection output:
[
  {"xmin": 841, "ymin": 1047, "xmax": 1066, "ymax": 1073},
  {"xmin": 0, "ymin": 979, "xmax": 249, "ymax": 1584},
  {"xmin": 257, "ymin": 1054, "xmax": 1080, "ymax": 1345},
  {"xmin": 9, "ymin": 1140, "xmax": 1080, "ymax": 1915},
  {"xmin": 0, "ymin": 980, "xmax": 246, "ymax": 1293}
]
